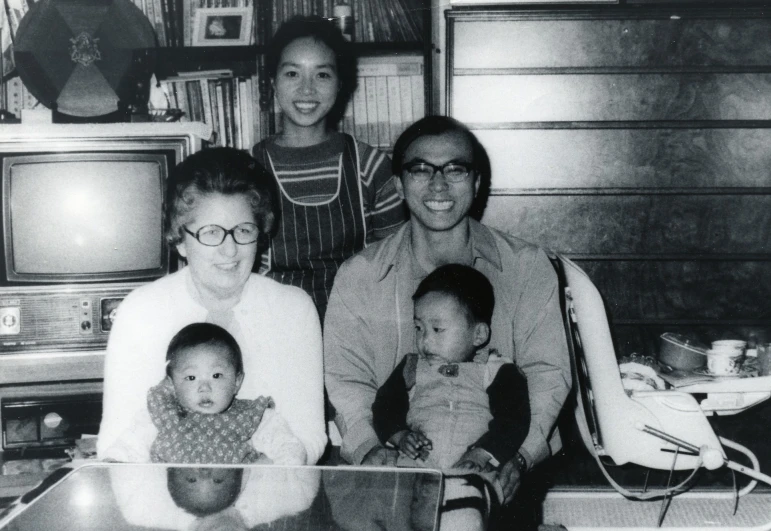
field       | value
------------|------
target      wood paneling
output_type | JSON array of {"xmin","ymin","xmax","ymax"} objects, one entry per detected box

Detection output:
[
  {"xmin": 482, "ymin": 194, "xmax": 771, "ymax": 255},
  {"xmin": 453, "ymin": 74, "xmax": 771, "ymax": 123},
  {"xmin": 453, "ymin": 17, "xmax": 771, "ymax": 70},
  {"xmin": 449, "ymin": 7, "xmax": 771, "ymax": 355},
  {"xmin": 474, "ymin": 128, "xmax": 771, "ymax": 190},
  {"xmin": 576, "ymin": 260, "xmax": 771, "ymax": 320}
]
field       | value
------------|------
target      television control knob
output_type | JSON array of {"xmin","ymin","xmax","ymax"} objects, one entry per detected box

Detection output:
[
  {"xmin": 43, "ymin": 412, "xmax": 63, "ymax": 429},
  {"xmin": 2, "ymin": 314, "xmax": 16, "ymax": 328},
  {"xmin": 80, "ymin": 320, "xmax": 91, "ymax": 331}
]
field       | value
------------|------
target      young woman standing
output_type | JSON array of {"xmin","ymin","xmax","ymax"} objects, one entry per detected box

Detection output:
[{"xmin": 252, "ymin": 16, "xmax": 406, "ymax": 321}]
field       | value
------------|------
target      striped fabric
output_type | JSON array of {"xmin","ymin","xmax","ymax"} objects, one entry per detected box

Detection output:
[{"xmin": 253, "ymin": 133, "xmax": 406, "ymax": 319}]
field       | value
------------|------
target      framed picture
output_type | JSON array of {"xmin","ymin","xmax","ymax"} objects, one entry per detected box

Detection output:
[{"xmin": 192, "ymin": 8, "xmax": 253, "ymax": 46}]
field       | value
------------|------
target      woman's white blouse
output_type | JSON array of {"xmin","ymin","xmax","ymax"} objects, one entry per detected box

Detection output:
[{"xmin": 97, "ymin": 268, "xmax": 326, "ymax": 464}]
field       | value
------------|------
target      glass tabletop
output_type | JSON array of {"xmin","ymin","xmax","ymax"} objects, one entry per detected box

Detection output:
[{"xmin": 0, "ymin": 463, "xmax": 444, "ymax": 531}]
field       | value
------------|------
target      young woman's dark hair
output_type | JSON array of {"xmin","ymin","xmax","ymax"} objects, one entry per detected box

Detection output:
[
  {"xmin": 266, "ymin": 15, "xmax": 358, "ymax": 126},
  {"xmin": 413, "ymin": 264, "xmax": 495, "ymax": 326}
]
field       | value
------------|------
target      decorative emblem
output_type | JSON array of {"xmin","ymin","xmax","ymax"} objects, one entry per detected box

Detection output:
[{"xmin": 69, "ymin": 32, "xmax": 101, "ymax": 67}]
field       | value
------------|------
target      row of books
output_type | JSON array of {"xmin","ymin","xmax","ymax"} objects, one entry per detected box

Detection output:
[
  {"xmin": 160, "ymin": 71, "xmax": 263, "ymax": 149},
  {"xmin": 129, "ymin": 0, "xmax": 422, "ymax": 48},
  {"xmin": 341, "ymin": 55, "xmax": 425, "ymax": 148},
  {"xmin": 160, "ymin": 55, "xmax": 424, "ymax": 151},
  {"xmin": 268, "ymin": 0, "xmax": 422, "ymax": 43}
]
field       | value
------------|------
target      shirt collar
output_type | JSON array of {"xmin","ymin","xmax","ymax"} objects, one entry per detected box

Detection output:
[{"xmin": 375, "ymin": 219, "xmax": 503, "ymax": 282}]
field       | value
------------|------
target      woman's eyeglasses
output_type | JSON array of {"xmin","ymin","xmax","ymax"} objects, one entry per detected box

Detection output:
[
  {"xmin": 183, "ymin": 223, "xmax": 259, "ymax": 246},
  {"xmin": 402, "ymin": 162, "xmax": 473, "ymax": 183}
]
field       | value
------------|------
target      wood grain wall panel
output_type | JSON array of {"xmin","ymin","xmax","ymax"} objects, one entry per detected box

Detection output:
[
  {"xmin": 453, "ymin": 74, "xmax": 771, "ymax": 123},
  {"xmin": 482, "ymin": 195, "xmax": 771, "ymax": 255},
  {"xmin": 449, "ymin": 8, "xmax": 771, "ymax": 360},
  {"xmin": 474, "ymin": 128, "xmax": 771, "ymax": 190},
  {"xmin": 576, "ymin": 260, "xmax": 771, "ymax": 320},
  {"xmin": 452, "ymin": 18, "xmax": 771, "ymax": 70}
]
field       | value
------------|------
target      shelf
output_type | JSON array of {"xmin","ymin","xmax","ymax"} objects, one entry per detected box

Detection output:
[{"xmin": 153, "ymin": 41, "xmax": 426, "ymax": 80}]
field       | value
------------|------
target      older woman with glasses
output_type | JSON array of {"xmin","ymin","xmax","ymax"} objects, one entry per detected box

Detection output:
[{"xmin": 97, "ymin": 147, "xmax": 326, "ymax": 464}]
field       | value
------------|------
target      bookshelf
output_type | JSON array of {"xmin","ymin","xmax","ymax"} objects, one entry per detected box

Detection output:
[
  {"xmin": 151, "ymin": 0, "xmax": 432, "ymax": 150},
  {"xmin": 0, "ymin": 0, "xmax": 431, "ymax": 149}
]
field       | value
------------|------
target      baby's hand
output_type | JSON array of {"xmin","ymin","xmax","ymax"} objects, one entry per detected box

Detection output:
[{"xmin": 391, "ymin": 430, "xmax": 433, "ymax": 461}]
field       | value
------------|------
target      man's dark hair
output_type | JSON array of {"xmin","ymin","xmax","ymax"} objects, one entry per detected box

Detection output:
[
  {"xmin": 391, "ymin": 116, "xmax": 484, "ymax": 176},
  {"xmin": 166, "ymin": 323, "xmax": 243, "ymax": 377},
  {"xmin": 413, "ymin": 264, "xmax": 495, "ymax": 326},
  {"xmin": 267, "ymin": 15, "xmax": 357, "ymax": 126}
]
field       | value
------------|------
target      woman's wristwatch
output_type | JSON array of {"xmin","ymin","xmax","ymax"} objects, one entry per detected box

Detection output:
[{"xmin": 514, "ymin": 452, "xmax": 528, "ymax": 475}]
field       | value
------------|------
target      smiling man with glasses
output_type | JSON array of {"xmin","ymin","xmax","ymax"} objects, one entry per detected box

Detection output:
[{"xmin": 324, "ymin": 116, "xmax": 571, "ymax": 516}]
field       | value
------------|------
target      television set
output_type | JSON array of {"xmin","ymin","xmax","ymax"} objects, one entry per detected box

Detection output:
[{"xmin": 0, "ymin": 122, "xmax": 209, "ymax": 356}]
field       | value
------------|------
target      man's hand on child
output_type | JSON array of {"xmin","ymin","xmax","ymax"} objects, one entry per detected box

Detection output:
[
  {"xmin": 390, "ymin": 429, "xmax": 432, "ymax": 460},
  {"xmin": 361, "ymin": 445, "xmax": 398, "ymax": 466},
  {"xmin": 452, "ymin": 447, "xmax": 495, "ymax": 472},
  {"xmin": 499, "ymin": 458, "xmax": 523, "ymax": 505}
]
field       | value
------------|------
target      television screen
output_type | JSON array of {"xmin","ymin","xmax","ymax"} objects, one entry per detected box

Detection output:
[{"xmin": 4, "ymin": 153, "xmax": 166, "ymax": 282}]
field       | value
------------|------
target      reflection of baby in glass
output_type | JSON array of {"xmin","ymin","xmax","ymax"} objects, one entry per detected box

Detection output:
[
  {"xmin": 167, "ymin": 467, "xmax": 248, "ymax": 531},
  {"xmin": 373, "ymin": 264, "xmax": 530, "ymax": 471},
  {"xmin": 149, "ymin": 322, "xmax": 305, "ymax": 464}
]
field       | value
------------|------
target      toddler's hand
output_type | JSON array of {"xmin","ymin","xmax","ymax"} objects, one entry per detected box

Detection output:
[{"xmin": 391, "ymin": 429, "xmax": 432, "ymax": 461}]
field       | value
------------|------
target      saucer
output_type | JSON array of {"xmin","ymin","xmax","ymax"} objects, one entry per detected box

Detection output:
[{"xmin": 692, "ymin": 367, "xmax": 745, "ymax": 378}]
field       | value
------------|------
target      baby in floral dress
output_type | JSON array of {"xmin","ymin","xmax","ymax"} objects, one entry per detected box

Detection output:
[{"xmin": 148, "ymin": 322, "xmax": 305, "ymax": 464}]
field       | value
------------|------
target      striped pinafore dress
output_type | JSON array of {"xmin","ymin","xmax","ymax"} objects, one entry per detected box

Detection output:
[{"xmin": 255, "ymin": 134, "xmax": 366, "ymax": 322}]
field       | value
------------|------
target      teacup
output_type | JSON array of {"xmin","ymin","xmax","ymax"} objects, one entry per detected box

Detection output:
[
  {"xmin": 711, "ymin": 339, "xmax": 747, "ymax": 353},
  {"xmin": 707, "ymin": 348, "xmax": 744, "ymax": 376}
]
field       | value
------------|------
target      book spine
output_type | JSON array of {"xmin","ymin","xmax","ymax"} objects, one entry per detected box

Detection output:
[
  {"xmin": 153, "ymin": 0, "xmax": 168, "ymax": 47},
  {"xmin": 206, "ymin": 80, "xmax": 220, "ymax": 143},
  {"xmin": 399, "ymin": 76, "xmax": 413, "ymax": 139},
  {"xmin": 351, "ymin": 82, "xmax": 367, "ymax": 144},
  {"xmin": 174, "ymin": 0, "xmax": 184, "ymax": 46},
  {"xmin": 375, "ymin": 76, "xmax": 389, "ymax": 149},
  {"xmin": 161, "ymin": 0, "xmax": 175, "ymax": 47},
  {"xmin": 411, "ymin": 74, "xmax": 424, "ymax": 120},
  {"xmin": 182, "ymin": 0, "xmax": 193, "ymax": 46},
  {"xmin": 341, "ymin": 99, "xmax": 354, "ymax": 136},
  {"xmin": 185, "ymin": 80, "xmax": 200, "ymax": 122},
  {"xmin": 174, "ymin": 80, "xmax": 191, "ymax": 121},
  {"xmin": 364, "ymin": 76, "xmax": 378, "ymax": 147},
  {"xmin": 248, "ymin": 75, "xmax": 264, "ymax": 144},
  {"xmin": 386, "ymin": 75, "xmax": 402, "ymax": 146},
  {"xmin": 215, "ymin": 80, "xmax": 229, "ymax": 146},
  {"xmin": 200, "ymin": 78, "xmax": 213, "ymax": 126},
  {"xmin": 222, "ymin": 78, "xmax": 236, "ymax": 148},
  {"xmin": 237, "ymin": 78, "xmax": 251, "ymax": 149}
]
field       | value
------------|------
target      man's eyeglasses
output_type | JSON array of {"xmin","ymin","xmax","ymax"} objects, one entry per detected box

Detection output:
[
  {"xmin": 183, "ymin": 223, "xmax": 260, "ymax": 246},
  {"xmin": 402, "ymin": 162, "xmax": 473, "ymax": 183}
]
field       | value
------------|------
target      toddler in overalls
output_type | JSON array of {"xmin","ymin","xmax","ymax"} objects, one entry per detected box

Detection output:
[
  {"xmin": 373, "ymin": 264, "xmax": 530, "ymax": 472},
  {"xmin": 148, "ymin": 322, "xmax": 305, "ymax": 465}
]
